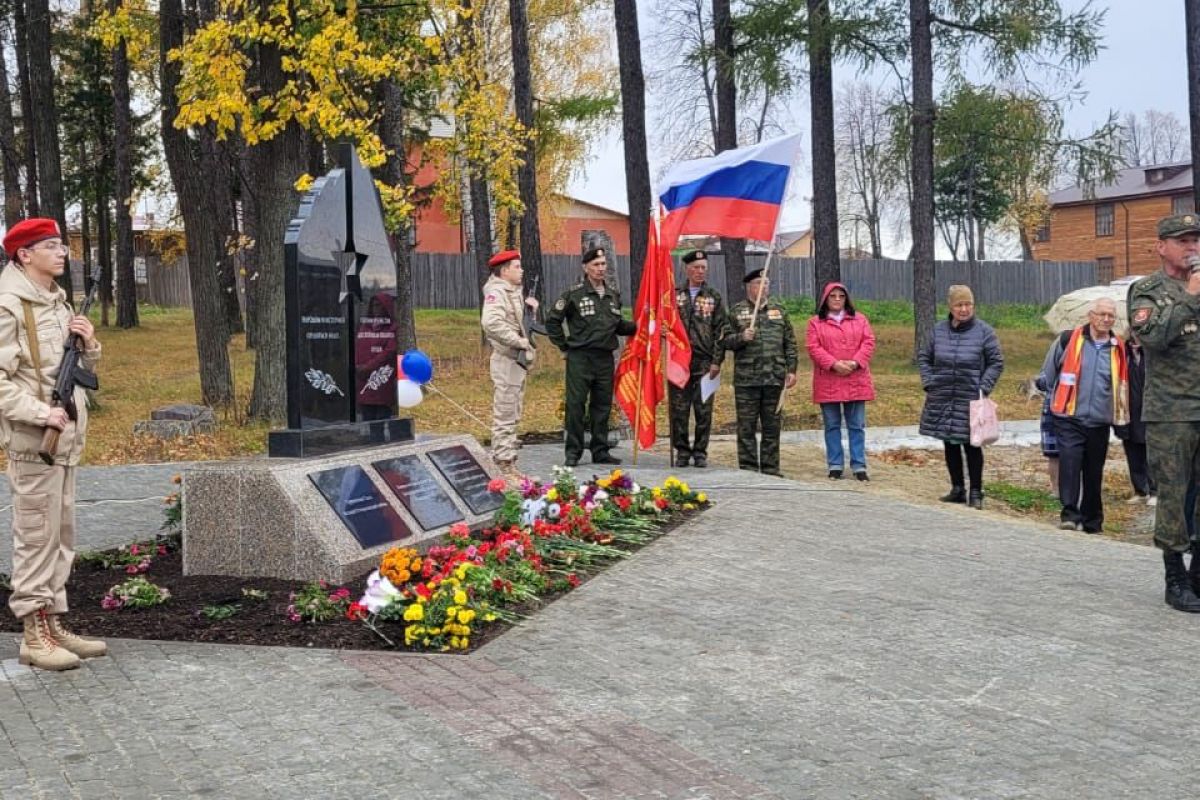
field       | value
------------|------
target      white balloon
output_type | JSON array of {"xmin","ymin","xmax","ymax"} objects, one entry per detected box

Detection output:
[{"xmin": 396, "ymin": 378, "xmax": 423, "ymax": 408}]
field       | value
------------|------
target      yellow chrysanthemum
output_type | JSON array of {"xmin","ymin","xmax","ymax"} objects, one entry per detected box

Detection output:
[{"xmin": 453, "ymin": 590, "xmax": 468, "ymax": 605}]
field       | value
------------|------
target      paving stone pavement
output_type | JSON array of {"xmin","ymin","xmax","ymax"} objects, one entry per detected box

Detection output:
[{"xmin": 0, "ymin": 441, "xmax": 1198, "ymax": 798}]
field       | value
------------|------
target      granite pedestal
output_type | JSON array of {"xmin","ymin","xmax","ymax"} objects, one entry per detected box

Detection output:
[{"xmin": 182, "ymin": 434, "xmax": 502, "ymax": 583}]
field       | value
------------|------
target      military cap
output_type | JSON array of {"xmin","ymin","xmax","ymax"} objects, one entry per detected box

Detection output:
[
  {"xmin": 487, "ymin": 249, "xmax": 520, "ymax": 268},
  {"xmin": 582, "ymin": 246, "xmax": 606, "ymax": 264},
  {"xmin": 3, "ymin": 217, "xmax": 61, "ymax": 259},
  {"xmin": 743, "ymin": 268, "xmax": 765, "ymax": 283},
  {"xmin": 1157, "ymin": 214, "xmax": 1200, "ymax": 239},
  {"xmin": 682, "ymin": 249, "xmax": 707, "ymax": 265}
]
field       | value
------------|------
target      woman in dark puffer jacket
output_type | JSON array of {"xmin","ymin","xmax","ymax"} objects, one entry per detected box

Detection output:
[{"xmin": 917, "ymin": 285, "xmax": 1004, "ymax": 509}]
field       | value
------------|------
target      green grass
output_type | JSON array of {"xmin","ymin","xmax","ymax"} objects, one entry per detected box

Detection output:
[
  {"xmin": 985, "ymin": 481, "xmax": 1061, "ymax": 513},
  {"xmin": 778, "ymin": 297, "xmax": 1052, "ymax": 330}
]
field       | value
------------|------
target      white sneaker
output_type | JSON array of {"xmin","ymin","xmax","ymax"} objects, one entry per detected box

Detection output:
[
  {"xmin": 1147, "ymin": 495, "xmax": 1158, "ymax": 507},
  {"xmin": 1125, "ymin": 494, "xmax": 1146, "ymax": 505}
]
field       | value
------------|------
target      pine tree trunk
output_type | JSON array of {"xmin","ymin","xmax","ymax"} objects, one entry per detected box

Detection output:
[
  {"xmin": 160, "ymin": 0, "xmax": 234, "ymax": 406},
  {"xmin": 613, "ymin": 0, "xmax": 651, "ymax": 297},
  {"xmin": 215, "ymin": 142, "xmax": 243, "ymax": 336},
  {"xmin": 909, "ymin": 0, "xmax": 936, "ymax": 362},
  {"xmin": 1187, "ymin": 0, "xmax": 1200, "ymax": 213},
  {"xmin": 245, "ymin": 35, "xmax": 306, "ymax": 422},
  {"xmin": 26, "ymin": 0, "xmax": 69, "ymax": 296},
  {"xmin": 96, "ymin": 193, "xmax": 112, "ymax": 326},
  {"xmin": 0, "ymin": 30, "xmax": 24, "ymax": 227},
  {"xmin": 239, "ymin": 146, "xmax": 258, "ymax": 350},
  {"xmin": 110, "ymin": 1, "xmax": 136, "ymax": 327},
  {"xmin": 713, "ymin": 0, "xmax": 743, "ymax": 300},
  {"xmin": 509, "ymin": 0, "xmax": 543, "ymax": 299},
  {"xmin": 13, "ymin": 0, "xmax": 36, "ymax": 217},
  {"xmin": 377, "ymin": 78, "xmax": 418, "ymax": 352},
  {"xmin": 80, "ymin": 176, "xmax": 92, "ymax": 290},
  {"xmin": 808, "ymin": 0, "xmax": 840, "ymax": 292}
]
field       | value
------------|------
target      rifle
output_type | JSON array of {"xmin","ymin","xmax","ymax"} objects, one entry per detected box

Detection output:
[
  {"xmin": 516, "ymin": 274, "xmax": 547, "ymax": 370},
  {"xmin": 39, "ymin": 274, "xmax": 100, "ymax": 465}
]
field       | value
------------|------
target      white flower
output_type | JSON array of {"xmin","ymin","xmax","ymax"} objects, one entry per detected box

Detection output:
[
  {"xmin": 521, "ymin": 498, "xmax": 546, "ymax": 527},
  {"xmin": 593, "ymin": 489, "xmax": 609, "ymax": 502},
  {"xmin": 548, "ymin": 502, "xmax": 562, "ymax": 519},
  {"xmin": 360, "ymin": 570, "xmax": 402, "ymax": 613}
]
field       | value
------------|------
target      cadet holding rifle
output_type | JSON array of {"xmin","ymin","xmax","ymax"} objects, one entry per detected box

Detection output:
[
  {"xmin": 0, "ymin": 218, "xmax": 104, "ymax": 671},
  {"xmin": 481, "ymin": 249, "xmax": 538, "ymax": 481}
]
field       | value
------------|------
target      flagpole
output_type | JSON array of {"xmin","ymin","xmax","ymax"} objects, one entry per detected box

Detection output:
[{"xmin": 749, "ymin": 151, "xmax": 802, "ymax": 333}]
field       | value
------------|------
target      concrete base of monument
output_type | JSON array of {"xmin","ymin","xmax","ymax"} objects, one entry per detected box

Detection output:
[
  {"xmin": 183, "ymin": 433, "xmax": 503, "ymax": 583},
  {"xmin": 267, "ymin": 417, "xmax": 415, "ymax": 458}
]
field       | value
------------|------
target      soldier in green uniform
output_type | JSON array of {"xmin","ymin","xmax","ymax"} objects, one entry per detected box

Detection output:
[
  {"xmin": 1128, "ymin": 213, "xmax": 1200, "ymax": 613},
  {"xmin": 546, "ymin": 247, "xmax": 636, "ymax": 467},
  {"xmin": 722, "ymin": 268, "xmax": 798, "ymax": 476},
  {"xmin": 669, "ymin": 250, "xmax": 729, "ymax": 468}
]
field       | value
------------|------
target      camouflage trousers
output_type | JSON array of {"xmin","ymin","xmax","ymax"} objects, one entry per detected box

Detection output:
[
  {"xmin": 669, "ymin": 373, "xmax": 714, "ymax": 459},
  {"xmin": 1146, "ymin": 421, "xmax": 1200, "ymax": 552},
  {"xmin": 734, "ymin": 384, "xmax": 784, "ymax": 475}
]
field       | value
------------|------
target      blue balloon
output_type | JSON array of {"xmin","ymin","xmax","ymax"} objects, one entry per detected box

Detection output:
[{"xmin": 401, "ymin": 349, "xmax": 434, "ymax": 384}]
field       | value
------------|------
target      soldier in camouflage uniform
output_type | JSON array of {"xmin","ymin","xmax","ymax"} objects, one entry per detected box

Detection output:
[
  {"xmin": 669, "ymin": 250, "xmax": 729, "ymax": 468},
  {"xmin": 546, "ymin": 247, "xmax": 636, "ymax": 467},
  {"xmin": 722, "ymin": 268, "xmax": 798, "ymax": 476},
  {"xmin": 480, "ymin": 249, "xmax": 537, "ymax": 481},
  {"xmin": 1128, "ymin": 213, "xmax": 1200, "ymax": 613}
]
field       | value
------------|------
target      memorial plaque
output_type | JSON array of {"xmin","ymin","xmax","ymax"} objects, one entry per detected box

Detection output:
[
  {"xmin": 427, "ymin": 445, "xmax": 503, "ymax": 515},
  {"xmin": 373, "ymin": 455, "xmax": 464, "ymax": 530},
  {"xmin": 309, "ymin": 465, "xmax": 412, "ymax": 548}
]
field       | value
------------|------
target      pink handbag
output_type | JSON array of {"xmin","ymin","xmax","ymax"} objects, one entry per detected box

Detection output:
[{"xmin": 970, "ymin": 392, "xmax": 1000, "ymax": 447}]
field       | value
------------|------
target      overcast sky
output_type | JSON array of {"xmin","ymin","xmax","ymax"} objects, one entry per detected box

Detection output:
[{"xmin": 567, "ymin": 0, "xmax": 1191, "ymax": 241}]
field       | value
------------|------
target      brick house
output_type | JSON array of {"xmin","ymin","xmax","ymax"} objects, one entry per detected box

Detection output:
[{"xmin": 1031, "ymin": 161, "xmax": 1196, "ymax": 281}]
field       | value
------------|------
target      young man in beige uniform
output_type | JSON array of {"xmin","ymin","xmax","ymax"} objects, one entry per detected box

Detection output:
[
  {"xmin": 480, "ymin": 249, "xmax": 537, "ymax": 480},
  {"xmin": 1, "ymin": 218, "xmax": 104, "ymax": 670}
]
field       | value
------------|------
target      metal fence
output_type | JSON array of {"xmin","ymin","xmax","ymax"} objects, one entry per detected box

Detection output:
[{"xmin": 129, "ymin": 252, "xmax": 1098, "ymax": 310}]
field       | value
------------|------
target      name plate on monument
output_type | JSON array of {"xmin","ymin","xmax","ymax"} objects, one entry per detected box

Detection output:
[
  {"xmin": 373, "ymin": 455, "xmax": 464, "ymax": 531},
  {"xmin": 427, "ymin": 445, "xmax": 503, "ymax": 515},
  {"xmin": 309, "ymin": 465, "xmax": 412, "ymax": 548}
]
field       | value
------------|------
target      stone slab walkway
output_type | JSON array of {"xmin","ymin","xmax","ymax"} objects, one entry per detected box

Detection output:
[{"xmin": 0, "ymin": 441, "xmax": 1194, "ymax": 799}]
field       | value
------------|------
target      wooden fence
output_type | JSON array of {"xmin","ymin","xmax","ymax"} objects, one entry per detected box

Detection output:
[
  {"xmin": 124, "ymin": 252, "xmax": 1098, "ymax": 310},
  {"xmin": 409, "ymin": 253, "xmax": 1098, "ymax": 308}
]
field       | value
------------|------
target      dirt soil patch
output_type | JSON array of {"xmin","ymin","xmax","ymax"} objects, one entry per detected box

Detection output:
[
  {"xmin": 707, "ymin": 441, "xmax": 1156, "ymax": 547},
  {"xmin": 0, "ymin": 515, "xmax": 699, "ymax": 653}
]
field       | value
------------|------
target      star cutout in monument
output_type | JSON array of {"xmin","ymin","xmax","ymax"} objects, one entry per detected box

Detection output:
[{"xmin": 332, "ymin": 248, "xmax": 367, "ymax": 304}]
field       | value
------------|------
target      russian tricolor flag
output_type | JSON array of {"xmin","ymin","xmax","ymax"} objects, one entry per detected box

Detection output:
[{"xmin": 657, "ymin": 133, "xmax": 802, "ymax": 249}]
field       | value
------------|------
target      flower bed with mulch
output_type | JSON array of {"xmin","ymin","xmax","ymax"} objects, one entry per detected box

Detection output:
[{"xmin": 0, "ymin": 468, "xmax": 709, "ymax": 653}]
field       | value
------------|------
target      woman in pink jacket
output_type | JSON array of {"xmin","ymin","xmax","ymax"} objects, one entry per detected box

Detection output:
[{"xmin": 806, "ymin": 282, "xmax": 876, "ymax": 480}]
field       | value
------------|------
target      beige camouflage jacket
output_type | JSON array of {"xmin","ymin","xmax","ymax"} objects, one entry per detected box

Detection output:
[
  {"xmin": 481, "ymin": 275, "xmax": 534, "ymax": 362},
  {"xmin": 0, "ymin": 265, "xmax": 101, "ymax": 464}
]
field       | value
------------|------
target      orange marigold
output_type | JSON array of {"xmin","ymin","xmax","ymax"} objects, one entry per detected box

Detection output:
[{"xmin": 380, "ymin": 547, "xmax": 422, "ymax": 586}]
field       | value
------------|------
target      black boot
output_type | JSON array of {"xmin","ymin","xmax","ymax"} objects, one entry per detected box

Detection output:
[
  {"xmin": 1189, "ymin": 546, "xmax": 1200, "ymax": 597},
  {"xmin": 968, "ymin": 489, "xmax": 983, "ymax": 510},
  {"xmin": 940, "ymin": 485, "xmax": 966, "ymax": 503},
  {"xmin": 1164, "ymin": 551, "xmax": 1200, "ymax": 612}
]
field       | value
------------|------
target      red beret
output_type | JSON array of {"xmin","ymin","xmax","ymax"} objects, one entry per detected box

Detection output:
[
  {"xmin": 4, "ymin": 218, "xmax": 61, "ymax": 259},
  {"xmin": 487, "ymin": 249, "xmax": 521, "ymax": 269}
]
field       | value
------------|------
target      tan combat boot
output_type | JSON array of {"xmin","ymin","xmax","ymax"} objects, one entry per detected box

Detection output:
[
  {"xmin": 19, "ymin": 610, "xmax": 81, "ymax": 671},
  {"xmin": 503, "ymin": 461, "xmax": 525, "ymax": 488},
  {"xmin": 48, "ymin": 614, "xmax": 107, "ymax": 659}
]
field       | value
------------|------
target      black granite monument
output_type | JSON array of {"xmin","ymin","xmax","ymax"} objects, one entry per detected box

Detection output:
[{"xmin": 269, "ymin": 143, "xmax": 414, "ymax": 457}]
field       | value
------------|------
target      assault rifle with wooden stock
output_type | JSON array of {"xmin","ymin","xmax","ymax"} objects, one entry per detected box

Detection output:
[{"xmin": 39, "ymin": 275, "xmax": 100, "ymax": 465}]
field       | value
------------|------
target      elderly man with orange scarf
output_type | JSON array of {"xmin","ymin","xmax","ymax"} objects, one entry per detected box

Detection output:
[{"xmin": 1037, "ymin": 297, "xmax": 1129, "ymax": 534}]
